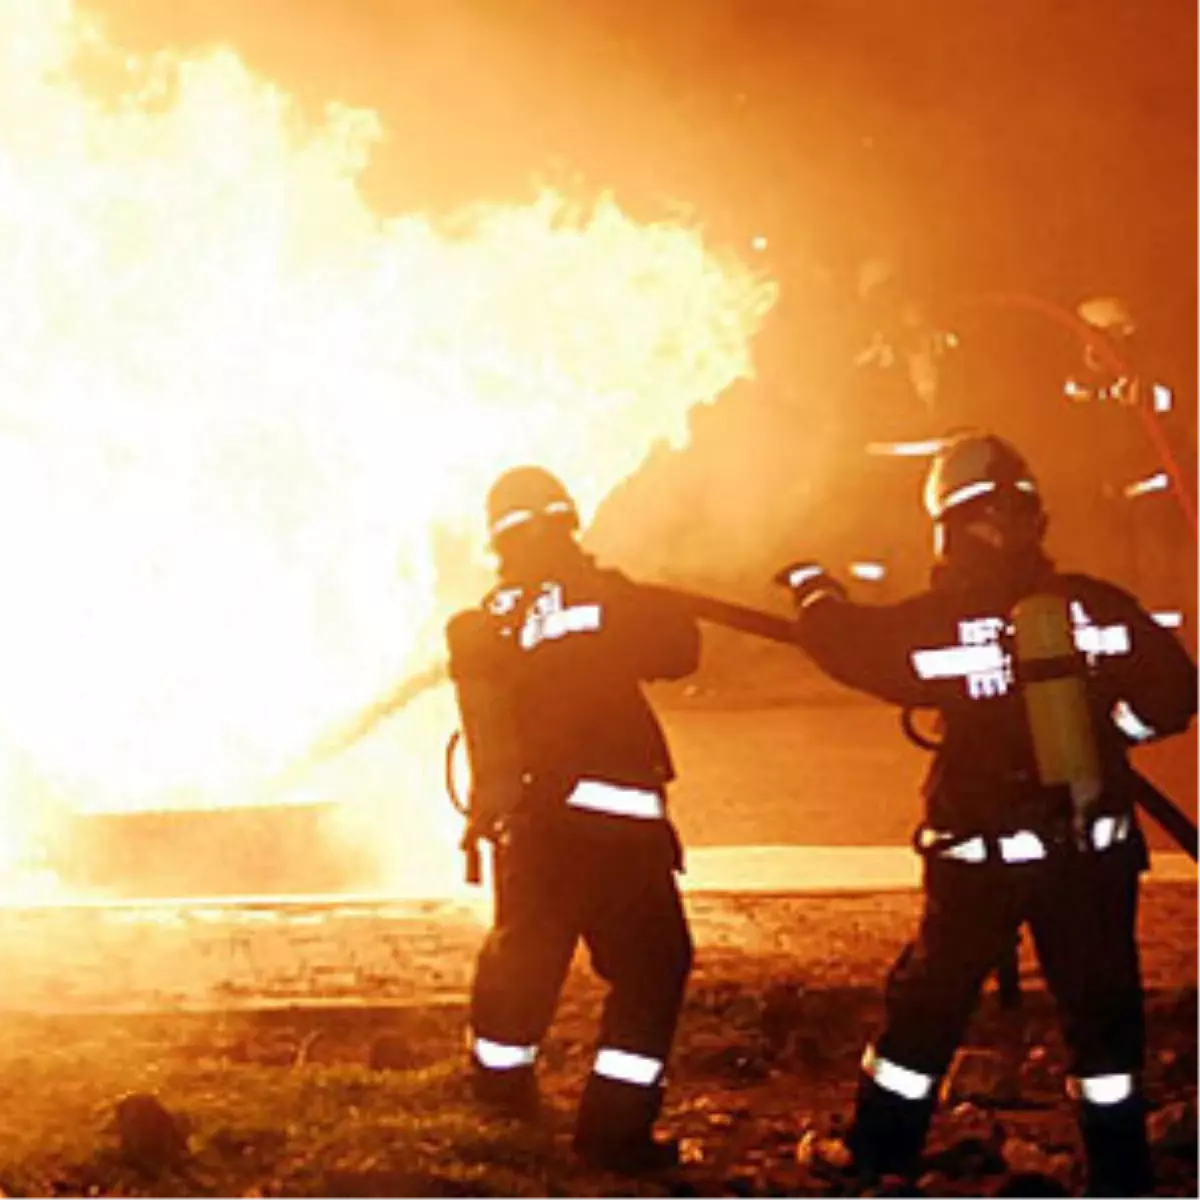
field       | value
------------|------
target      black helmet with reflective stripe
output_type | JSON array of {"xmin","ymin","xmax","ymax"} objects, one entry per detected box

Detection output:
[
  {"xmin": 923, "ymin": 433, "xmax": 1042, "ymax": 522},
  {"xmin": 485, "ymin": 465, "xmax": 580, "ymax": 546},
  {"xmin": 924, "ymin": 433, "xmax": 1049, "ymax": 574}
]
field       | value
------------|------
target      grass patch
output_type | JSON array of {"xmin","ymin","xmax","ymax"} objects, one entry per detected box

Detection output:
[{"xmin": 0, "ymin": 887, "xmax": 1193, "ymax": 1196}]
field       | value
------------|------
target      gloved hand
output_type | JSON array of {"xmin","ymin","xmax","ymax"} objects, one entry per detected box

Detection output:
[
  {"xmin": 460, "ymin": 780, "xmax": 521, "ymax": 885},
  {"xmin": 1068, "ymin": 778, "xmax": 1104, "ymax": 855},
  {"xmin": 464, "ymin": 778, "xmax": 521, "ymax": 844},
  {"xmin": 772, "ymin": 561, "xmax": 847, "ymax": 611}
]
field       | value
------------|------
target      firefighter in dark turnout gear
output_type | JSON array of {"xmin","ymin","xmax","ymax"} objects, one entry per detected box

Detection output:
[
  {"xmin": 777, "ymin": 433, "xmax": 1197, "ymax": 1196},
  {"xmin": 446, "ymin": 466, "xmax": 699, "ymax": 1174}
]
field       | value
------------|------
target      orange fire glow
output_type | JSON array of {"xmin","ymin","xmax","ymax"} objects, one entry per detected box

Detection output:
[{"xmin": 0, "ymin": 0, "xmax": 775, "ymax": 896}]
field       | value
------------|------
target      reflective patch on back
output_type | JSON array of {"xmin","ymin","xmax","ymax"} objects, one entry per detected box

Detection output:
[{"xmin": 518, "ymin": 583, "xmax": 604, "ymax": 650}]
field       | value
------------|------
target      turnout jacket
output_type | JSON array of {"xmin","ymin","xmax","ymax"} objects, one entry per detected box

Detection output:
[
  {"xmin": 795, "ymin": 565, "xmax": 1197, "ymax": 841},
  {"xmin": 446, "ymin": 551, "xmax": 700, "ymax": 814}
]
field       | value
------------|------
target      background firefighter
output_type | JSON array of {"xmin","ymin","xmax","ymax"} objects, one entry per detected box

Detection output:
[
  {"xmin": 444, "ymin": 465, "xmax": 700, "ymax": 1175},
  {"xmin": 775, "ymin": 432, "xmax": 1197, "ymax": 1195}
]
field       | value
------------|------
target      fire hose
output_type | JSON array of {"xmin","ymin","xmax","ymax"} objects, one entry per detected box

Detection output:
[
  {"xmin": 290, "ymin": 584, "xmax": 1197, "ymax": 865},
  {"xmin": 439, "ymin": 586, "xmax": 796, "ymax": 846},
  {"xmin": 299, "ymin": 585, "xmax": 801, "ymax": 777},
  {"xmin": 956, "ymin": 291, "xmax": 1197, "ymax": 538},
  {"xmin": 441, "ymin": 587, "xmax": 801, "ymax": 883}
]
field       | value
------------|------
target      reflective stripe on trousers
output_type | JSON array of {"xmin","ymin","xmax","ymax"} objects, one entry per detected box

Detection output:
[
  {"xmin": 1068, "ymin": 1072, "xmax": 1135, "ymax": 1105},
  {"xmin": 593, "ymin": 1047, "xmax": 665, "ymax": 1087},
  {"xmin": 473, "ymin": 1035, "xmax": 538, "ymax": 1071},
  {"xmin": 862, "ymin": 1044, "xmax": 935, "ymax": 1102}
]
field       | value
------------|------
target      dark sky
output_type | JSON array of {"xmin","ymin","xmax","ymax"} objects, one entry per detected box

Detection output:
[{"xmin": 90, "ymin": 0, "xmax": 1198, "ymax": 593}]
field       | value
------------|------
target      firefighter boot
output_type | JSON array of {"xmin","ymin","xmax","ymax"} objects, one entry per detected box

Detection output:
[
  {"xmin": 573, "ymin": 1074, "xmax": 679, "ymax": 1174},
  {"xmin": 846, "ymin": 1071, "xmax": 937, "ymax": 1184},
  {"xmin": 1077, "ymin": 1093, "xmax": 1153, "ymax": 1197},
  {"xmin": 470, "ymin": 1061, "xmax": 540, "ymax": 1123}
]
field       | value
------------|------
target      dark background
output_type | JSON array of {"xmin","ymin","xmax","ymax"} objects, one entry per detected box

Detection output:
[{"xmin": 93, "ymin": 0, "xmax": 1198, "ymax": 615}]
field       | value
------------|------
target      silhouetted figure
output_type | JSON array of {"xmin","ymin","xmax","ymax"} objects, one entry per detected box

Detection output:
[{"xmin": 447, "ymin": 466, "xmax": 700, "ymax": 1175}]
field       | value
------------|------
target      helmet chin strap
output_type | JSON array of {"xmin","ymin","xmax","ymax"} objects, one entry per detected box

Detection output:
[
  {"xmin": 963, "ymin": 519, "xmax": 1007, "ymax": 549},
  {"xmin": 496, "ymin": 521, "xmax": 586, "ymax": 583},
  {"xmin": 936, "ymin": 524, "xmax": 1008, "ymax": 573},
  {"xmin": 933, "ymin": 515, "xmax": 1052, "ymax": 592},
  {"xmin": 935, "ymin": 489, "xmax": 1047, "ymax": 561}
]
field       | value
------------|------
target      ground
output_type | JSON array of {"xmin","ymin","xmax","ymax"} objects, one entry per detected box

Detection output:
[
  {"xmin": 3, "ymin": 669, "xmax": 1195, "ymax": 1196},
  {"xmin": 0, "ymin": 882, "xmax": 1193, "ymax": 1198}
]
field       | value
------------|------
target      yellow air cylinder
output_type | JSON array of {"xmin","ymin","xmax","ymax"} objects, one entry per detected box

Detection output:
[{"xmin": 1011, "ymin": 593, "xmax": 1101, "ymax": 794}]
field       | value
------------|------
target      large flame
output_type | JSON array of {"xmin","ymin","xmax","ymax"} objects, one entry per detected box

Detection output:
[{"xmin": 0, "ymin": 0, "xmax": 774, "ymax": 894}]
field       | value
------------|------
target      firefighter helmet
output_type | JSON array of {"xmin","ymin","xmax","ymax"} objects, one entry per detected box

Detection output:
[
  {"xmin": 485, "ymin": 466, "xmax": 580, "ymax": 545},
  {"xmin": 923, "ymin": 433, "xmax": 1042, "ymax": 522}
]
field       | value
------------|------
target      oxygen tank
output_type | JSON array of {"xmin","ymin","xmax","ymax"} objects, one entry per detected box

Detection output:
[
  {"xmin": 1011, "ymin": 593, "xmax": 1102, "ymax": 846},
  {"xmin": 445, "ymin": 610, "xmax": 523, "ymax": 884}
]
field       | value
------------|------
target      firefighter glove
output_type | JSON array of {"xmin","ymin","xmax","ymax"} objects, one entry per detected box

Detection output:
[{"xmin": 773, "ymin": 561, "xmax": 847, "ymax": 611}]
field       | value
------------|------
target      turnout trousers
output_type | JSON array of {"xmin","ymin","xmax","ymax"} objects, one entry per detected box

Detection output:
[
  {"xmin": 468, "ymin": 804, "xmax": 693, "ymax": 1150},
  {"xmin": 850, "ymin": 839, "xmax": 1149, "ymax": 1196}
]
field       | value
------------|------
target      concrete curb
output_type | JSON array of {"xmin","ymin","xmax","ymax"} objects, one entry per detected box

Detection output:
[{"xmin": 1, "ymin": 845, "xmax": 1189, "ymax": 912}]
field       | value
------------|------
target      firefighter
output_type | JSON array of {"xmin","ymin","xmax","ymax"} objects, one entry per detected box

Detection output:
[
  {"xmin": 445, "ymin": 465, "xmax": 699, "ymax": 1174},
  {"xmin": 775, "ymin": 432, "xmax": 1197, "ymax": 1196}
]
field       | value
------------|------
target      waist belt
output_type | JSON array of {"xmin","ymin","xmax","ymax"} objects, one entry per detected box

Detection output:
[
  {"xmin": 566, "ymin": 780, "xmax": 665, "ymax": 820},
  {"xmin": 919, "ymin": 813, "xmax": 1132, "ymax": 864}
]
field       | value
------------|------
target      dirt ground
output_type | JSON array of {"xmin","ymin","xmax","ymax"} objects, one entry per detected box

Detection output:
[
  {"xmin": 3, "ymin": 666, "xmax": 1194, "ymax": 1196},
  {"xmin": 0, "ymin": 881, "xmax": 1193, "ymax": 1198}
]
